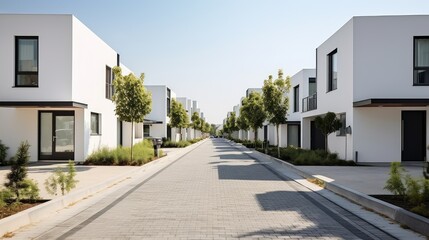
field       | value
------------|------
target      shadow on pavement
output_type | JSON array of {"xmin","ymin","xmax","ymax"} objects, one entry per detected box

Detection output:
[{"xmin": 217, "ymin": 164, "xmax": 282, "ymax": 181}]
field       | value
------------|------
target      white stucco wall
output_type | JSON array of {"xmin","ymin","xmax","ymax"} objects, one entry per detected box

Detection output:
[
  {"xmin": 0, "ymin": 14, "xmax": 73, "ymax": 101},
  {"xmin": 353, "ymin": 16, "xmax": 429, "ymax": 101}
]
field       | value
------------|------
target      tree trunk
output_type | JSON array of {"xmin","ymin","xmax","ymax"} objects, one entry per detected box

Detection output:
[
  {"xmin": 276, "ymin": 124, "xmax": 280, "ymax": 158},
  {"xmin": 179, "ymin": 127, "xmax": 182, "ymax": 141},
  {"xmin": 131, "ymin": 121, "xmax": 134, "ymax": 162},
  {"xmin": 254, "ymin": 128, "xmax": 258, "ymax": 148}
]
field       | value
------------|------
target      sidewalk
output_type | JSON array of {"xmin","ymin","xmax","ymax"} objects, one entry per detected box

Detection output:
[
  {"xmin": 0, "ymin": 148, "xmax": 183, "ymax": 200},
  {"xmin": 296, "ymin": 163, "xmax": 424, "ymax": 195}
]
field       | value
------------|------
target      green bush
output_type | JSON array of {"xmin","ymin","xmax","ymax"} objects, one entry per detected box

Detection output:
[
  {"xmin": 45, "ymin": 161, "xmax": 79, "ymax": 196},
  {"xmin": 18, "ymin": 179, "xmax": 40, "ymax": 202},
  {"xmin": 405, "ymin": 176, "xmax": 423, "ymax": 205},
  {"xmin": 85, "ymin": 140, "xmax": 155, "ymax": 166},
  {"xmin": 162, "ymin": 140, "xmax": 191, "ymax": 148},
  {"xmin": 384, "ymin": 162, "xmax": 406, "ymax": 196},
  {"xmin": 0, "ymin": 140, "xmax": 8, "ymax": 165},
  {"xmin": 0, "ymin": 188, "xmax": 13, "ymax": 208}
]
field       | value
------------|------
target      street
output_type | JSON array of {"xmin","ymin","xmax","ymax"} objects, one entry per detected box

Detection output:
[{"xmin": 17, "ymin": 139, "xmax": 402, "ymax": 239}]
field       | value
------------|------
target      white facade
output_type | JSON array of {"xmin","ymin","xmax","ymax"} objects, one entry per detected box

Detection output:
[
  {"xmin": 0, "ymin": 14, "xmax": 143, "ymax": 162},
  {"xmin": 145, "ymin": 85, "xmax": 176, "ymax": 140},
  {"xmin": 302, "ymin": 15, "xmax": 429, "ymax": 162}
]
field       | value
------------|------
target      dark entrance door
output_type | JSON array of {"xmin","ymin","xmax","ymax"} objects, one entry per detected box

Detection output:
[
  {"xmin": 39, "ymin": 111, "xmax": 75, "ymax": 160},
  {"xmin": 402, "ymin": 111, "xmax": 426, "ymax": 161},
  {"xmin": 311, "ymin": 121, "xmax": 325, "ymax": 150}
]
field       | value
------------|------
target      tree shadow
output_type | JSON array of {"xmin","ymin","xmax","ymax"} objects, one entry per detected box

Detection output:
[{"xmin": 217, "ymin": 164, "xmax": 281, "ymax": 181}]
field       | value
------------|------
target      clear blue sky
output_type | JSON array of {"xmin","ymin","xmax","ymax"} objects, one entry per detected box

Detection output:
[{"xmin": 2, "ymin": 0, "xmax": 429, "ymax": 123}]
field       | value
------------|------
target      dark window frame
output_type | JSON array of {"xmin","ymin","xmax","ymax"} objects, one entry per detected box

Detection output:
[
  {"xmin": 90, "ymin": 112, "xmax": 101, "ymax": 135},
  {"xmin": 15, "ymin": 36, "xmax": 39, "ymax": 87},
  {"xmin": 327, "ymin": 49, "xmax": 338, "ymax": 92},
  {"xmin": 293, "ymin": 85, "xmax": 299, "ymax": 112},
  {"xmin": 167, "ymin": 88, "xmax": 171, "ymax": 115},
  {"xmin": 413, "ymin": 36, "xmax": 429, "ymax": 86},
  {"xmin": 106, "ymin": 66, "xmax": 113, "ymax": 99},
  {"xmin": 143, "ymin": 124, "xmax": 150, "ymax": 138}
]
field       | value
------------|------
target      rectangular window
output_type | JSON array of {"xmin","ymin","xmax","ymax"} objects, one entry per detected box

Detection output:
[
  {"xmin": 309, "ymin": 77, "xmax": 316, "ymax": 95},
  {"xmin": 144, "ymin": 125, "xmax": 150, "ymax": 137},
  {"xmin": 91, "ymin": 112, "xmax": 101, "ymax": 135},
  {"xmin": 16, "ymin": 36, "xmax": 39, "ymax": 87},
  {"xmin": 106, "ymin": 66, "xmax": 113, "ymax": 99},
  {"xmin": 414, "ymin": 37, "xmax": 429, "ymax": 85},
  {"xmin": 167, "ymin": 88, "xmax": 171, "ymax": 115},
  {"xmin": 337, "ymin": 113, "xmax": 346, "ymax": 136},
  {"xmin": 287, "ymin": 125, "xmax": 300, "ymax": 147},
  {"xmin": 328, "ymin": 49, "xmax": 337, "ymax": 91},
  {"xmin": 293, "ymin": 85, "xmax": 299, "ymax": 112}
]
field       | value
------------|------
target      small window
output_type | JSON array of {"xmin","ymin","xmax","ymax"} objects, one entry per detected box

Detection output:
[
  {"xmin": 293, "ymin": 85, "xmax": 299, "ymax": 112},
  {"xmin": 16, "ymin": 36, "xmax": 39, "ymax": 87},
  {"xmin": 414, "ymin": 37, "xmax": 429, "ymax": 85},
  {"xmin": 144, "ymin": 125, "xmax": 150, "ymax": 137},
  {"xmin": 91, "ymin": 113, "xmax": 101, "ymax": 135},
  {"xmin": 337, "ymin": 113, "xmax": 346, "ymax": 136},
  {"xmin": 309, "ymin": 77, "xmax": 316, "ymax": 95},
  {"xmin": 328, "ymin": 49, "xmax": 337, "ymax": 92},
  {"xmin": 167, "ymin": 88, "xmax": 171, "ymax": 115},
  {"xmin": 106, "ymin": 66, "xmax": 113, "ymax": 99}
]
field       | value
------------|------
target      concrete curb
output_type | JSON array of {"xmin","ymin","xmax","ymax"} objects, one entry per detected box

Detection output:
[
  {"xmin": 0, "ymin": 138, "xmax": 207, "ymax": 237},
  {"xmin": 227, "ymin": 140, "xmax": 429, "ymax": 237}
]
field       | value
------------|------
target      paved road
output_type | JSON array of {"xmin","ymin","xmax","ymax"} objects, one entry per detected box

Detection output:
[{"xmin": 17, "ymin": 139, "xmax": 406, "ymax": 239}]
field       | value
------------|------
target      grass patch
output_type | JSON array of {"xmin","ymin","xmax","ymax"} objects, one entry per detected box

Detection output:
[
  {"xmin": 84, "ymin": 139, "xmax": 163, "ymax": 166},
  {"xmin": 252, "ymin": 146, "xmax": 356, "ymax": 166},
  {"xmin": 161, "ymin": 138, "xmax": 203, "ymax": 148}
]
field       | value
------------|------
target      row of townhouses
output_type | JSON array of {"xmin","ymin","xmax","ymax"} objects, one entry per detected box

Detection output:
[
  {"xmin": 227, "ymin": 15, "xmax": 429, "ymax": 163},
  {"xmin": 0, "ymin": 14, "xmax": 206, "ymax": 162}
]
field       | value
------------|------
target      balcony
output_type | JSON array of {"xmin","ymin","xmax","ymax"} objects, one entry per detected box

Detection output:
[{"xmin": 302, "ymin": 93, "xmax": 317, "ymax": 112}]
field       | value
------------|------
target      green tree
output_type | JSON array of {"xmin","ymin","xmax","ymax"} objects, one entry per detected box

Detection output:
[
  {"xmin": 191, "ymin": 112, "xmax": 201, "ymax": 136},
  {"xmin": 384, "ymin": 162, "xmax": 406, "ymax": 197},
  {"xmin": 314, "ymin": 112, "xmax": 342, "ymax": 152},
  {"xmin": 237, "ymin": 114, "xmax": 250, "ymax": 139},
  {"xmin": 112, "ymin": 66, "xmax": 152, "ymax": 161},
  {"xmin": 5, "ymin": 141, "xmax": 30, "ymax": 201},
  {"xmin": 169, "ymin": 99, "xmax": 189, "ymax": 141},
  {"xmin": 226, "ymin": 112, "xmax": 239, "ymax": 138},
  {"xmin": 262, "ymin": 69, "xmax": 291, "ymax": 157},
  {"xmin": 240, "ymin": 92, "xmax": 266, "ymax": 147}
]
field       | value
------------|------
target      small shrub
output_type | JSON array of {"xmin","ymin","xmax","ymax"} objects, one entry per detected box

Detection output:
[
  {"xmin": 0, "ymin": 140, "xmax": 8, "ymax": 165},
  {"xmin": 411, "ymin": 204, "xmax": 429, "ymax": 218},
  {"xmin": 162, "ymin": 140, "xmax": 191, "ymax": 148},
  {"xmin": 5, "ymin": 141, "xmax": 31, "ymax": 201},
  {"xmin": 18, "ymin": 179, "xmax": 40, "ymax": 202},
  {"xmin": 45, "ymin": 161, "xmax": 78, "ymax": 196},
  {"xmin": 384, "ymin": 162, "xmax": 406, "ymax": 196},
  {"xmin": 405, "ymin": 175, "xmax": 422, "ymax": 205},
  {"xmin": 0, "ymin": 188, "xmax": 13, "ymax": 208},
  {"xmin": 422, "ymin": 179, "xmax": 429, "ymax": 202}
]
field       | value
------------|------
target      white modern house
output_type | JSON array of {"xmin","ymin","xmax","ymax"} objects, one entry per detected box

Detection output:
[
  {"xmin": 0, "ymin": 14, "xmax": 145, "ymax": 162},
  {"xmin": 302, "ymin": 15, "xmax": 429, "ymax": 163},
  {"xmin": 145, "ymin": 85, "xmax": 177, "ymax": 140},
  {"xmin": 269, "ymin": 69, "xmax": 316, "ymax": 148}
]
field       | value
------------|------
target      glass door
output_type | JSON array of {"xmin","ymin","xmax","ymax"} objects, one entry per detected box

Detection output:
[{"xmin": 39, "ymin": 111, "xmax": 74, "ymax": 160}]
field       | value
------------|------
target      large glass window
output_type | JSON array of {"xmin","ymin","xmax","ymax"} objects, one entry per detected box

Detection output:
[
  {"xmin": 414, "ymin": 37, "xmax": 429, "ymax": 85},
  {"xmin": 328, "ymin": 49, "xmax": 337, "ymax": 91},
  {"xmin": 91, "ymin": 113, "xmax": 101, "ymax": 135},
  {"xmin": 293, "ymin": 85, "xmax": 299, "ymax": 112},
  {"xmin": 16, "ymin": 36, "xmax": 38, "ymax": 87},
  {"xmin": 309, "ymin": 77, "xmax": 316, "ymax": 95},
  {"xmin": 106, "ymin": 66, "xmax": 113, "ymax": 99}
]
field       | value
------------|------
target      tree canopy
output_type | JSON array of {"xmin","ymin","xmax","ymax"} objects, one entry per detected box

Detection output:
[
  {"xmin": 240, "ymin": 92, "xmax": 266, "ymax": 145},
  {"xmin": 314, "ymin": 112, "xmax": 342, "ymax": 152},
  {"xmin": 169, "ymin": 99, "xmax": 189, "ymax": 139},
  {"xmin": 262, "ymin": 69, "xmax": 291, "ymax": 156}
]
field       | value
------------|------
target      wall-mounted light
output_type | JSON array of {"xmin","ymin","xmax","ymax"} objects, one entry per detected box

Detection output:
[{"xmin": 346, "ymin": 126, "xmax": 352, "ymax": 134}]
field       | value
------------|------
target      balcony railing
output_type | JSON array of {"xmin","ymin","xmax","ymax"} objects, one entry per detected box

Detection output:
[{"xmin": 302, "ymin": 93, "xmax": 317, "ymax": 112}]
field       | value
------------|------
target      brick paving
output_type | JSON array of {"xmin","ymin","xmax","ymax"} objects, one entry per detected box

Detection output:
[{"xmin": 14, "ymin": 139, "xmax": 417, "ymax": 239}]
